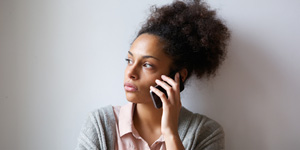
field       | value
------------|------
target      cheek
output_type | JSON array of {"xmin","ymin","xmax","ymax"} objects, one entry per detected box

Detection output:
[
  {"xmin": 142, "ymin": 75, "xmax": 160, "ymax": 87},
  {"xmin": 124, "ymin": 70, "xmax": 127, "ymax": 79},
  {"xmin": 124, "ymin": 67, "xmax": 130, "ymax": 79}
]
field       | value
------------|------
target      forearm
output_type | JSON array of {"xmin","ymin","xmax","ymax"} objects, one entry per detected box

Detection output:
[{"xmin": 164, "ymin": 133, "xmax": 185, "ymax": 150}]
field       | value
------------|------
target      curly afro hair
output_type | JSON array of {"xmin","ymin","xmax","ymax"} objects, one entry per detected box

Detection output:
[{"xmin": 136, "ymin": 0, "xmax": 230, "ymax": 81}]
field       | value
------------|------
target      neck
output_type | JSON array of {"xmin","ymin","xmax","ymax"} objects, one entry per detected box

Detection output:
[{"xmin": 133, "ymin": 102, "xmax": 162, "ymax": 131}]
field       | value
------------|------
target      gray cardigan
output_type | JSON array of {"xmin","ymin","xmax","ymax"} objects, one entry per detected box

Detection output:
[{"xmin": 75, "ymin": 106, "xmax": 224, "ymax": 150}]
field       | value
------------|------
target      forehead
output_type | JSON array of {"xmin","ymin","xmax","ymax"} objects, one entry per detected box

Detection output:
[{"xmin": 129, "ymin": 33, "xmax": 168, "ymax": 58}]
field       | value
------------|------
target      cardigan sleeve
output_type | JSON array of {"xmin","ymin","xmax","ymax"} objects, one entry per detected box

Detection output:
[
  {"xmin": 75, "ymin": 112, "xmax": 102, "ymax": 150},
  {"xmin": 75, "ymin": 106, "xmax": 116, "ymax": 150}
]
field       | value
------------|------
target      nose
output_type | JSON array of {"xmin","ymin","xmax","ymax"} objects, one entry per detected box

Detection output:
[{"xmin": 126, "ymin": 64, "xmax": 139, "ymax": 80}]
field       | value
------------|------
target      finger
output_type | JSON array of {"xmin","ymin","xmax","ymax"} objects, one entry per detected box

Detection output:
[
  {"xmin": 150, "ymin": 86, "xmax": 170, "ymax": 106},
  {"xmin": 174, "ymin": 72, "xmax": 180, "ymax": 83},
  {"xmin": 155, "ymin": 79, "xmax": 173, "ymax": 95},
  {"xmin": 155, "ymin": 80, "xmax": 179, "ymax": 106},
  {"xmin": 161, "ymin": 73, "xmax": 180, "ymax": 91},
  {"xmin": 163, "ymin": 73, "xmax": 182, "ymax": 106}
]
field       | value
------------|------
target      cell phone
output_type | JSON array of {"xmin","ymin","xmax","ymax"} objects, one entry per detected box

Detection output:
[{"xmin": 150, "ymin": 71, "xmax": 184, "ymax": 109}]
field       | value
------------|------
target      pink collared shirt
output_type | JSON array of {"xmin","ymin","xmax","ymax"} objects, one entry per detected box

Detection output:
[{"xmin": 113, "ymin": 103, "xmax": 166, "ymax": 150}]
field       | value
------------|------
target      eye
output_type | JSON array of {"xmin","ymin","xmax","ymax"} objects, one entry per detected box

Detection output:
[
  {"xmin": 143, "ymin": 62, "xmax": 153, "ymax": 68},
  {"xmin": 125, "ymin": 58, "xmax": 133, "ymax": 65}
]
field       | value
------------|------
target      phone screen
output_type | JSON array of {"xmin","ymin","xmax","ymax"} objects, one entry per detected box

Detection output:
[{"xmin": 150, "ymin": 72, "xmax": 184, "ymax": 109}]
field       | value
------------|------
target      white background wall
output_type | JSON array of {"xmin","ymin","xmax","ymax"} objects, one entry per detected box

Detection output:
[{"xmin": 1, "ymin": 0, "xmax": 299, "ymax": 150}]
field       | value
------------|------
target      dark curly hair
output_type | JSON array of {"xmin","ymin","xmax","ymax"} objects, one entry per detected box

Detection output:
[{"xmin": 136, "ymin": 0, "xmax": 230, "ymax": 81}]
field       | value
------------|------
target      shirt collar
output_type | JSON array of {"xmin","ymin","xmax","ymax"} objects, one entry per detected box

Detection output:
[
  {"xmin": 119, "ymin": 102, "xmax": 136, "ymax": 137},
  {"xmin": 118, "ymin": 102, "xmax": 165, "ymax": 143}
]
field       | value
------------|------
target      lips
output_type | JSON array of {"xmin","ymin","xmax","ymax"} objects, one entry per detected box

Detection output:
[{"xmin": 124, "ymin": 82, "xmax": 138, "ymax": 92}]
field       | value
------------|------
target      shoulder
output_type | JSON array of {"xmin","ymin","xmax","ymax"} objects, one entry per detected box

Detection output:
[
  {"xmin": 90, "ymin": 105, "xmax": 115, "ymax": 118},
  {"xmin": 179, "ymin": 107, "xmax": 224, "ymax": 150},
  {"xmin": 75, "ymin": 105, "xmax": 116, "ymax": 150},
  {"xmin": 179, "ymin": 107, "xmax": 223, "ymax": 133},
  {"xmin": 84, "ymin": 105, "xmax": 116, "ymax": 128},
  {"xmin": 86, "ymin": 105, "xmax": 116, "ymax": 136}
]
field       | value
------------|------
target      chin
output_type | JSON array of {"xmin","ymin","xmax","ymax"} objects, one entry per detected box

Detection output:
[
  {"xmin": 125, "ymin": 93, "xmax": 152, "ymax": 104},
  {"xmin": 125, "ymin": 93, "xmax": 138, "ymax": 103}
]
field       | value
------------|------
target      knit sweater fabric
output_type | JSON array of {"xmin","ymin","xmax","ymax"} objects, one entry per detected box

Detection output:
[{"xmin": 75, "ymin": 105, "xmax": 224, "ymax": 150}]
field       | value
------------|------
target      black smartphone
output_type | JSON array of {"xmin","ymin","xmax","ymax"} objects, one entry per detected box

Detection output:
[{"xmin": 150, "ymin": 72, "xmax": 184, "ymax": 109}]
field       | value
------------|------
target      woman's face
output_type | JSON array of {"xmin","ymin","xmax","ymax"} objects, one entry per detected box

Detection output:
[{"xmin": 124, "ymin": 33, "xmax": 173, "ymax": 104}]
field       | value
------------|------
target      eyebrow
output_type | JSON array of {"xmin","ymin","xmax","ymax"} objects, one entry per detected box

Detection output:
[{"xmin": 128, "ymin": 51, "xmax": 160, "ymax": 61}]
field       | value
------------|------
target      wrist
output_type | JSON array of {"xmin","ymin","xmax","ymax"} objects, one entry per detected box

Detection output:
[
  {"xmin": 163, "ymin": 131, "xmax": 180, "ymax": 141},
  {"xmin": 164, "ymin": 132, "xmax": 184, "ymax": 150},
  {"xmin": 162, "ymin": 127, "xmax": 178, "ymax": 137}
]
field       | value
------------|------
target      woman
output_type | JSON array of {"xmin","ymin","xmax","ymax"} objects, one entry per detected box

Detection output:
[{"xmin": 76, "ymin": 0, "xmax": 230, "ymax": 149}]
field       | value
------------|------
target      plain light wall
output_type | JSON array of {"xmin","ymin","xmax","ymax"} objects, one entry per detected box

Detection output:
[{"xmin": 0, "ymin": 0, "xmax": 299, "ymax": 150}]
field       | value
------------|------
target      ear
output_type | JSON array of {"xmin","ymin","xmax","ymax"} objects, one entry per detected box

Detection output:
[{"xmin": 179, "ymin": 68, "xmax": 188, "ymax": 82}]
